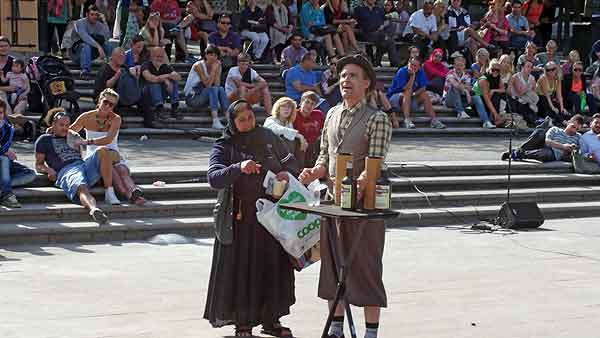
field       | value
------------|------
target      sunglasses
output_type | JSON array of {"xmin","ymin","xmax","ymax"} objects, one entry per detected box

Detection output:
[
  {"xmin": 491, "ymin": 68, "xmax": 500, "ymax": 73},
  {"xmin": 52, "ymin": 111, "xmax": 68, "ymax": 122},
  {"xmin": 574, "ymin": 68, "xmax": 583, "ymax": 72},
  {"xmin": 220, "ymin": 21, "xmax": 231, "ymax": 25},
  {"xmin": 546, "ymin": 67, "xmax": 557, "ymax": 71}
]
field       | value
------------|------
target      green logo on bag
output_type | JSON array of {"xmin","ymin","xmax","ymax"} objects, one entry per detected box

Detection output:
[
  {"xmin": 297, "ymin": 218, "xmax": 320, "ymax": 238},
  {"xmin": 277, "ymin": 191, "xmax": 307, "ymax": 220}
]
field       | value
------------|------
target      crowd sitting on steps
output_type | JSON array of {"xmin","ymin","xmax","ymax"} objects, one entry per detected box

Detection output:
[{"xmin": 36, "ymin": 1, "xmax": 600, "ymax": 132}]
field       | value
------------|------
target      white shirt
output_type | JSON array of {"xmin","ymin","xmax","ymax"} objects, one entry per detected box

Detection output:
[
  {"xmin": 403, "ymin": 9, "xmax": 437, "ymax": 36},
  {"xmin": 263, "ymin": 116, "xmax": 298, "ymax": 141},
  {"xmin": 225, "ymin": 66, "xmax": 259, "ymax": 96},
  {"xmin": 183, "ymin": 60, "xmax": 209, "ymax": 96}
]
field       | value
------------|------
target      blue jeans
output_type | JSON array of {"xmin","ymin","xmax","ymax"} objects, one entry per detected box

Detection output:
[
  {"xmin": 0, "ymin": 156, "xmax": 36, "ymax": 194},
  {"xmin": 56, "ymin": 151, "xmax": 102, "ymax": 203},
  {"xmin": 144, "ymin": 81, "xmax": 180, "ymax": 108},
  {"xmin": 72, "ymin": 41, "xmax": 114, "ymax": 72},
  {"xmin": 471, "ymin": 95, "xmax": 491, "ymax": 123},
  {"xmin": 445, "ymin": 87, "xmax": 466, "ymax": 113},
  {"xmin": 185, "ymin": 86, "xmax": 229, "ymax": 113}
]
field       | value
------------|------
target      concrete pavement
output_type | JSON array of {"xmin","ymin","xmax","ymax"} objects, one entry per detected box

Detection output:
[{"xmin": 2, "ymin": 218, "xmax": 600, "ymax": 338}]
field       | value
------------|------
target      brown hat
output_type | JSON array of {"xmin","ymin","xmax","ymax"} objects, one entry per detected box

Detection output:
[{"xmin": 336, "ymin": 54, "xmax": 376, "ymax": 93}]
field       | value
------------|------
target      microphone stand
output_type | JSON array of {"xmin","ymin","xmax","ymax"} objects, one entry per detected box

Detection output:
[
  {"xmin": 495, "ymin": 83, "xmax": 513, "ymax": 227},
  {"xmin": 504, "ymin": 84, "xmax": 513, "ymax": 204}
]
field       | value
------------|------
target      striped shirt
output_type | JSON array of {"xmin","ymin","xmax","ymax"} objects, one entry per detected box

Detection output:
[{"xmin": 546, "ymin": 126, "xmax": 581, "ymax": 160}]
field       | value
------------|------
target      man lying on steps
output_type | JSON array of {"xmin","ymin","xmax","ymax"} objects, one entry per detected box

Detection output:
[
  {"xmin": 501, "ymin": 115, "xmax": 584, "ymax": 162},
  {"xmin": 34, "ymin": 109, "xmax": 119, "ymax": 224}
]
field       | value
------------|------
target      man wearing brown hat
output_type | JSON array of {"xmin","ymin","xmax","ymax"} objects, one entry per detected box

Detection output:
[{"xmin": 299, "ymin": 54, "xmax": 392, "ymax": 338}]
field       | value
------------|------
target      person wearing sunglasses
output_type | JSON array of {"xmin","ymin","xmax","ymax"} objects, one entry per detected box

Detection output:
[
  {"xmin": 68, "ymin": 89, "xmax": 146, "ymax": 206},
  {"xmin": 562, "ymin": 61, "xmax": 596, "ymax": 115},
  {"xmin": 471, "ymin": 59, "xmax": 505, "ymax": 128},
  {"xmin": 34, "ymin": 107, "xmax": 121, "ymax": 225},
  {"xmin": 70, "ymin": 5, "xmax": 113, "ymax": 79},
  {"xmin": 208, "ymin": 14, "xmax": 242, "ymax": 69},
  {"xmin": 536, "ymin": 61, "xmax": 568, "ymax": 126}
]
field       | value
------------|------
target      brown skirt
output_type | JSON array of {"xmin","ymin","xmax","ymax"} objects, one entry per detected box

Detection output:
[{"xmin": 318, "ymin": 218, "xmax": 387, "ymax": 307}]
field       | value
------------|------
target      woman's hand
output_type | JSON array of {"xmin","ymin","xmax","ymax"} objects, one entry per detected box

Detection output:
[{"xmin": 241, "ymin": 160, "xmax": 261, "ymax": 174}]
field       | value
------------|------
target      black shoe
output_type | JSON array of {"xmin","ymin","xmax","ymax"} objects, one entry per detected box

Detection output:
[
  {"xmin": 23, "ymin": 120, "xmax": 37, "ymax": 142},
  {"xmin": 501, "ymin": 151, "xmax": 510, "ymax": 161},
  {"xmin": 326, "ymin": 334, "xmax": 344, "ymax": 338}
]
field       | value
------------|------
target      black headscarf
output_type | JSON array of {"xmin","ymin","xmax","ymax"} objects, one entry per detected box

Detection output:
[{"xmin": 223, "ymin": 100, "xmax": 268, "ymax": 161}]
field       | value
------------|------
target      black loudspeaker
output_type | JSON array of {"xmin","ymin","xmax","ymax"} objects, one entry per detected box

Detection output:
[{"xmin": 497, "ymin": 202, "xmax": 545, "ymax": 229}]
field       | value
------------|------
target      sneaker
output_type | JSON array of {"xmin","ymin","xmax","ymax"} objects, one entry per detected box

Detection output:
[
  {"xmin": 105, "ymin": 188, "xmax": 121, "ymax": 205},
  {"xmin": 430, "ymin": 119, "xmax": 446, "ymax": 129},
  {"xmin": 403, "ymin": 119, "xmax": 416, "ymax": 129},
  {"xmin": 169, "ymin": 26, "xmax": 181, "ymax": 34},
  {"xmin": 212, "ymin": 119, "xmax": 226, "ymax": 129},
  {"xmin": 501, "ymin": 151, "xmax": 510, "ymax": 161},
  {"xmin": 90, "ymin": 208, "xmax": 109, "ymax": 225},
  {"xmin": 483, "ymin": 121, "xmax": 496, "ymax": 129},
  {"xmin": 0, "ymin": 192, "xmax": 21, "ymax": 208},
  {"xmin": 457, "ymin": 111, "xmax": 470, "ymax": 119}
]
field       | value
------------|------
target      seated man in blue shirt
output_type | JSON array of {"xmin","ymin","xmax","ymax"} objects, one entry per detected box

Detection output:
[
  {"xmin": 580, "ymin": 114, "xmax": 600, "ymax": 165},
  {"xmin": 506, "ymin": 1, "xmax": 535, "ymax": 49},
  {"xmin": 285, "ymin": 53, "xmax": 329, "ymax": 112},
  {"xmin": 387, "ymin": 57, "xmax": 445, "ymax": 129},
  {"xmin": 208, "ymin": 14, "xmax": 242, "ymax": 69},
  {"xmin": 353, "ymin": 0, "xmax": 400, "ymax": 67}
]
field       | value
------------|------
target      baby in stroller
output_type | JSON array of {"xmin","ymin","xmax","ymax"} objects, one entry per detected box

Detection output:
[{"xmin": 1, "ymin": 59, "xmax": 29, "ymax": 115}]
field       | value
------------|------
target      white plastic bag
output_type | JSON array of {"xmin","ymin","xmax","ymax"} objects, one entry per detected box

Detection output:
[{"xmin": 256, "ymin": 175, "xmax": 321, "ymax": 258}]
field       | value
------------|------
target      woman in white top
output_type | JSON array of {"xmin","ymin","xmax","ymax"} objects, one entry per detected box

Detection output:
[
  {"xmin": 183, "ymin": 44, "xmax": 230, "ymax": 129},
  {"xmin": 263, "ymin": 96, "xmax": 307, "ymax": 154},
  {"xmin": 70, "ymin": 89, "xmax": 146, "ymax": 205},
  {"xmin": 509, "ymin": 59, "xmax": 539, "ymax": 127}
]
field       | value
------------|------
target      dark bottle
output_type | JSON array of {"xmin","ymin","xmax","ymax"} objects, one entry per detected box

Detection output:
[
  {"xmin": 340, "ymin": 161, "xmax": 357, "ymax": 210},
  {"xmin": 375, "ymin": 168, "xmax": 391, "ymax": 210}
]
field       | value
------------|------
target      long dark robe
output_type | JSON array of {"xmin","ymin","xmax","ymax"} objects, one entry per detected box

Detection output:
[{"xmin": 204, "ymin": 126, "xmax": 300, "ymax": 328}]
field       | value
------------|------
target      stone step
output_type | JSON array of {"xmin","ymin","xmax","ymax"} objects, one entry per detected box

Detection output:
[
  {"xmin": 115, "ymin": 126, "xmax": 532, "ymax": 139},
  {"xmin": 0, "ymin": 199, "xmax": 211, "ymax": 222},
  {"xmin": 394, "ymin": 186, "xmax": 600, "ymax": 209},
  {"xmin": 16, "ymin": 172, "xmax": 594, "ymax": 208},
  {"xmin": 28, "ymin": 166, "xmax": 206, "ymax": 187},
  {"xmin": 393, "ymin": 201, "xmax": 600, "ymax": 227},
  {"xmin": 387, "ymin": 161, "xmax": 573, "ymax": 177},
  {"xmin": 64, "ymin": 60, "xmax": 398, "ymax": 75},
  {"xmin": 390, "ymin": 173, "xmax": 600, "ymax": 192},
  {"xmin": 74, "ymin": 100, "xmax": 462, "ymax": 119},
  {"xmin": 13, "ymin": 183, "xmax": 215, "ymax": 203},
  {"xmin": 4, "ymin": 199, "xmax": 600, "ymax": 245},
  {"xmin": 21, "ymin": 162, "xmax": 576, "ymax": 190},
  {"xmin": 0, "ymin": 216, "xmax": 213, "ymax": 245},
  {"xmin": 116, "ymin": 116, "xmax": 487, "ymax": 129}
]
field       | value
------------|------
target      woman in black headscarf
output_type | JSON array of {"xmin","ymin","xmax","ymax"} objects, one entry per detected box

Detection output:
[{"xmin": 204, "ymin": 100, "xmax": 299, "ymax": 338}]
